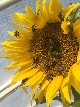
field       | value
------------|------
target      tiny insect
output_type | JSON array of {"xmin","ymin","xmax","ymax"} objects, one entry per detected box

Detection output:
[
  {"xmin": 46, "ymin": 73, "xmax": 53, "ymax": 80},
  {"xmin": 58, "ymin": 12, "xmax": 64, "ymax": 21},
  {"xmin": 14, "ymin": 30, "xmax": 20, "ymax": 37},
  {"xmin": 32, "ymin": 25, "xmax": 36, "ymax": 32},
  {"xmin": 69, "ymin": 3, "xmax": 72, "ymax": 5}
]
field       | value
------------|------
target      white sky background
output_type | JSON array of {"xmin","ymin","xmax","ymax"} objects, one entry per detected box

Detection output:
[{"xmin": 0, "ymin": 0, "xmax": 80, "ymax": 107}]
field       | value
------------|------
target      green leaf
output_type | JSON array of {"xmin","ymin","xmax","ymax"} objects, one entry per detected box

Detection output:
[{"xmin": 67, "ymin": 6, "xmax": 80, "ymax": 29}]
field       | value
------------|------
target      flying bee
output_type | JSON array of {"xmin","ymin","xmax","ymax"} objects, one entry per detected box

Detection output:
[
  {"xmin": 14, "ymin": 30, "xmax": 20, "ymax": 37},
  {"xmin": 69, "ymin": 3, "xmax": 72, "ymax": 5}
]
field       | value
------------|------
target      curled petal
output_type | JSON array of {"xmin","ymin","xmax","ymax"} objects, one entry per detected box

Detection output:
[{"xmin": 61, "ymin": 21, "xmax": 70, "ymax": 34}]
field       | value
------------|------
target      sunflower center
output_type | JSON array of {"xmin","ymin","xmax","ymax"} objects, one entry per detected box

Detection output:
[{"xmin": 30, "ymin": 22, "xmax": 79, "ymax": 79}]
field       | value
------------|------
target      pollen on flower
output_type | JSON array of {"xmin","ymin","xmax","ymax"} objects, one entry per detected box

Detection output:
[{"xmin": 30, "ymin": 22, "xmax": 79, "ymax": 80}]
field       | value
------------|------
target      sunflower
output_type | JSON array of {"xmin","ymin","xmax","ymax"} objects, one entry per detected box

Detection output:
[{"xmin": 1, "ymin": 0, "xmax": 80, "ymax": 107}]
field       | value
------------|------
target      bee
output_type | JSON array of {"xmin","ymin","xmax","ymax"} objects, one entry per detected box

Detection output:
[
  {"xmin": 22, "ymin": 78, "xmax": 28, "ymax": 84},
  {"xmin": 69, "ymin": 3, "xmax": 72, "ymax": 5},
  {"xmin": 58, "ymin": 12, "xmax": 64, "ymax": 21},
  {"xmin": 14, "ymin": 30, "xmax": 20, "ymax": 37},
  {"xmin": 32, "ymin": 25, "xmax": 36, "ymax": 32},
  {"xmin": 34, "ymin": 57, "xmax": 39, "ymax": 64},
  {"xmin": 46, "ymin": 73, "xmax": 53, "ymax": 80}
]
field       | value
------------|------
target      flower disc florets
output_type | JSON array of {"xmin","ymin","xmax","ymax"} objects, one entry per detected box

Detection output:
[{"xmin": 30, "ymin": 22, "xmax": 79, "ymax": 79}]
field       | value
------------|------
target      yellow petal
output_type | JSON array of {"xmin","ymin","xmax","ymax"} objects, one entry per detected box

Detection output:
[
  {"xmin": 73, "ymin": 19, "xmax": 80, "ymax": 28},
  {"xmin": 2, "ymin": 39, "xmax": 25, "ymax": 46},
  {"xmin": 33, "ymin": 79, "xmax": 50, "ymax": 104},
  {"xmin": 47, "ymin": 0, "xmax": 62, "ymax": 22},
  {"xmin": 71, "ymin": 63, "xmax": 80, "ymax": 82},
  {"xmin": 40, "ymin": 0, "xmax": 46, "ymax": 12},
  {"xmin": 39, "ymin": 9, "xmax": 49, "ymax": 24},
  {"xmin": 2, "ymin": 38, "xmax": 30, "ymax": 52},
  {"xmin": 12, "ymin": 19, "xmax": 32, "ymax": 37},
  {"xmin": 5, "ymin": 60, "xmax": 32, "ymax": 70},
  {"xmin": 12, "ymin": 20, "xmax": 28, "ymax": 35},
  {"xmin": 61, "ymin": 86, "xmax": 71, "ymax": 104},
  {"xmin": 77, "ymin": 51, "xmax": 80, "ymax": 62},
  {"xmin": 74, "ymin": 28, "xmax": 80, "ymax": 38},
  {"xmin": 15, "ymin": 68, "xmax": 39, "ymax": 82},
  {"xmin": 5, "ymin": 61, "xmax": 19, "ymax": 70},
  {"xmin": 3, "ymin": 51, "xmax": 31, "ymax": 61},
  {"xmin": 12, "ymin": 65, "xmax": 38, "ymax": 83},
  {"xmin": 7, "ymin": 31, "xmax": 14, "ymax": 36},
  {"xmin": 60, "ymin": 89, "xmax": 66, "ymax": 105},
  {"xmin": 41, "ymin": 79, "xmax": 50, "ymax": 90},
  {"xmin": 62, "ymin": 3, "xmax": 80, "ymax": 34},
  {"xmin": 22, "ymin": 87, "xmax": 28, "ymax": 94},
  {"xmin": 32, "ymin": 74, "xmax": 46, "ymax": 94},
  {"xmin": 25, "ymin": 4, "xmax": 46, "ymax": 28},
  {"xmin": 60, "ymin": 73, "xmax": 71, "ymax": 105},
  {"xmin": 44, "ymin": 3, "xmax": 51, "ymax": 20},
  {"xmin": 73, "ymin": 24, "xmax": 80, "ymax": 36},
  {"xmin": 61, "ymin": 21, "xmax": 70, "ymax": 34},
  {"xmin": 33, "ymin": 90, "xmax": 45, "ymax": 104},
  {"xmin": 31, "ymin": 74, "xmax": 46, "ymax": 105},
  {"xmin": 13, "ymin": 12, "xmax": 33, "ymax": 27},
  {"xmin": 3, "ymin": 46, "xmax": 29, "ymax": 52},
  {"xmin": 62, "ymin": 3, "xmax": 80, "ymax": 17},
  {"xmin": 77, "ymin": 32, "xmax": 80, "ymax": 42},
  {"xmin": 25, "ymin": 5, "xmax": 35, "ymax": 20},
  {"xmin": 46, "ymin": 76, "xmax": 63, "ymax": 107},
  {"xmin": 24, "ymin": 71, "xmax": 44, "ymax": 86},
  {"xmin": 61, "ymin": 75, "xmax": 69, "ymax": 89},
  {"xmin": 36, "ymin": 0, "xmax": 40, "ymax": 13},
  {"xmin": 64, "ymin": 3, "xmax": 80, "ymax": 22},
  {"xmin": 71, "ymin": 73, "xmax": 80, "ymax": 94},
  {"xmin": 32, "ymin": 15, "xmax": 46, "ymax": 29},
  {"xmin": 51, "ymin": 0, "xmax": 62, "ymax": 14}
]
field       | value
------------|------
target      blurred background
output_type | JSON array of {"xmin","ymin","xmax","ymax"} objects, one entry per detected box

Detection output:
[{"xmin": 0, "ymin": 0, "xmax": 80, "ymax": 107}]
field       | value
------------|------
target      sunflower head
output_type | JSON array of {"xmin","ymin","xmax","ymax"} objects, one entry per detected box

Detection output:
[{"xmin": 1, "ymin": 0, "xmax": 80, "ymax": 107}]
